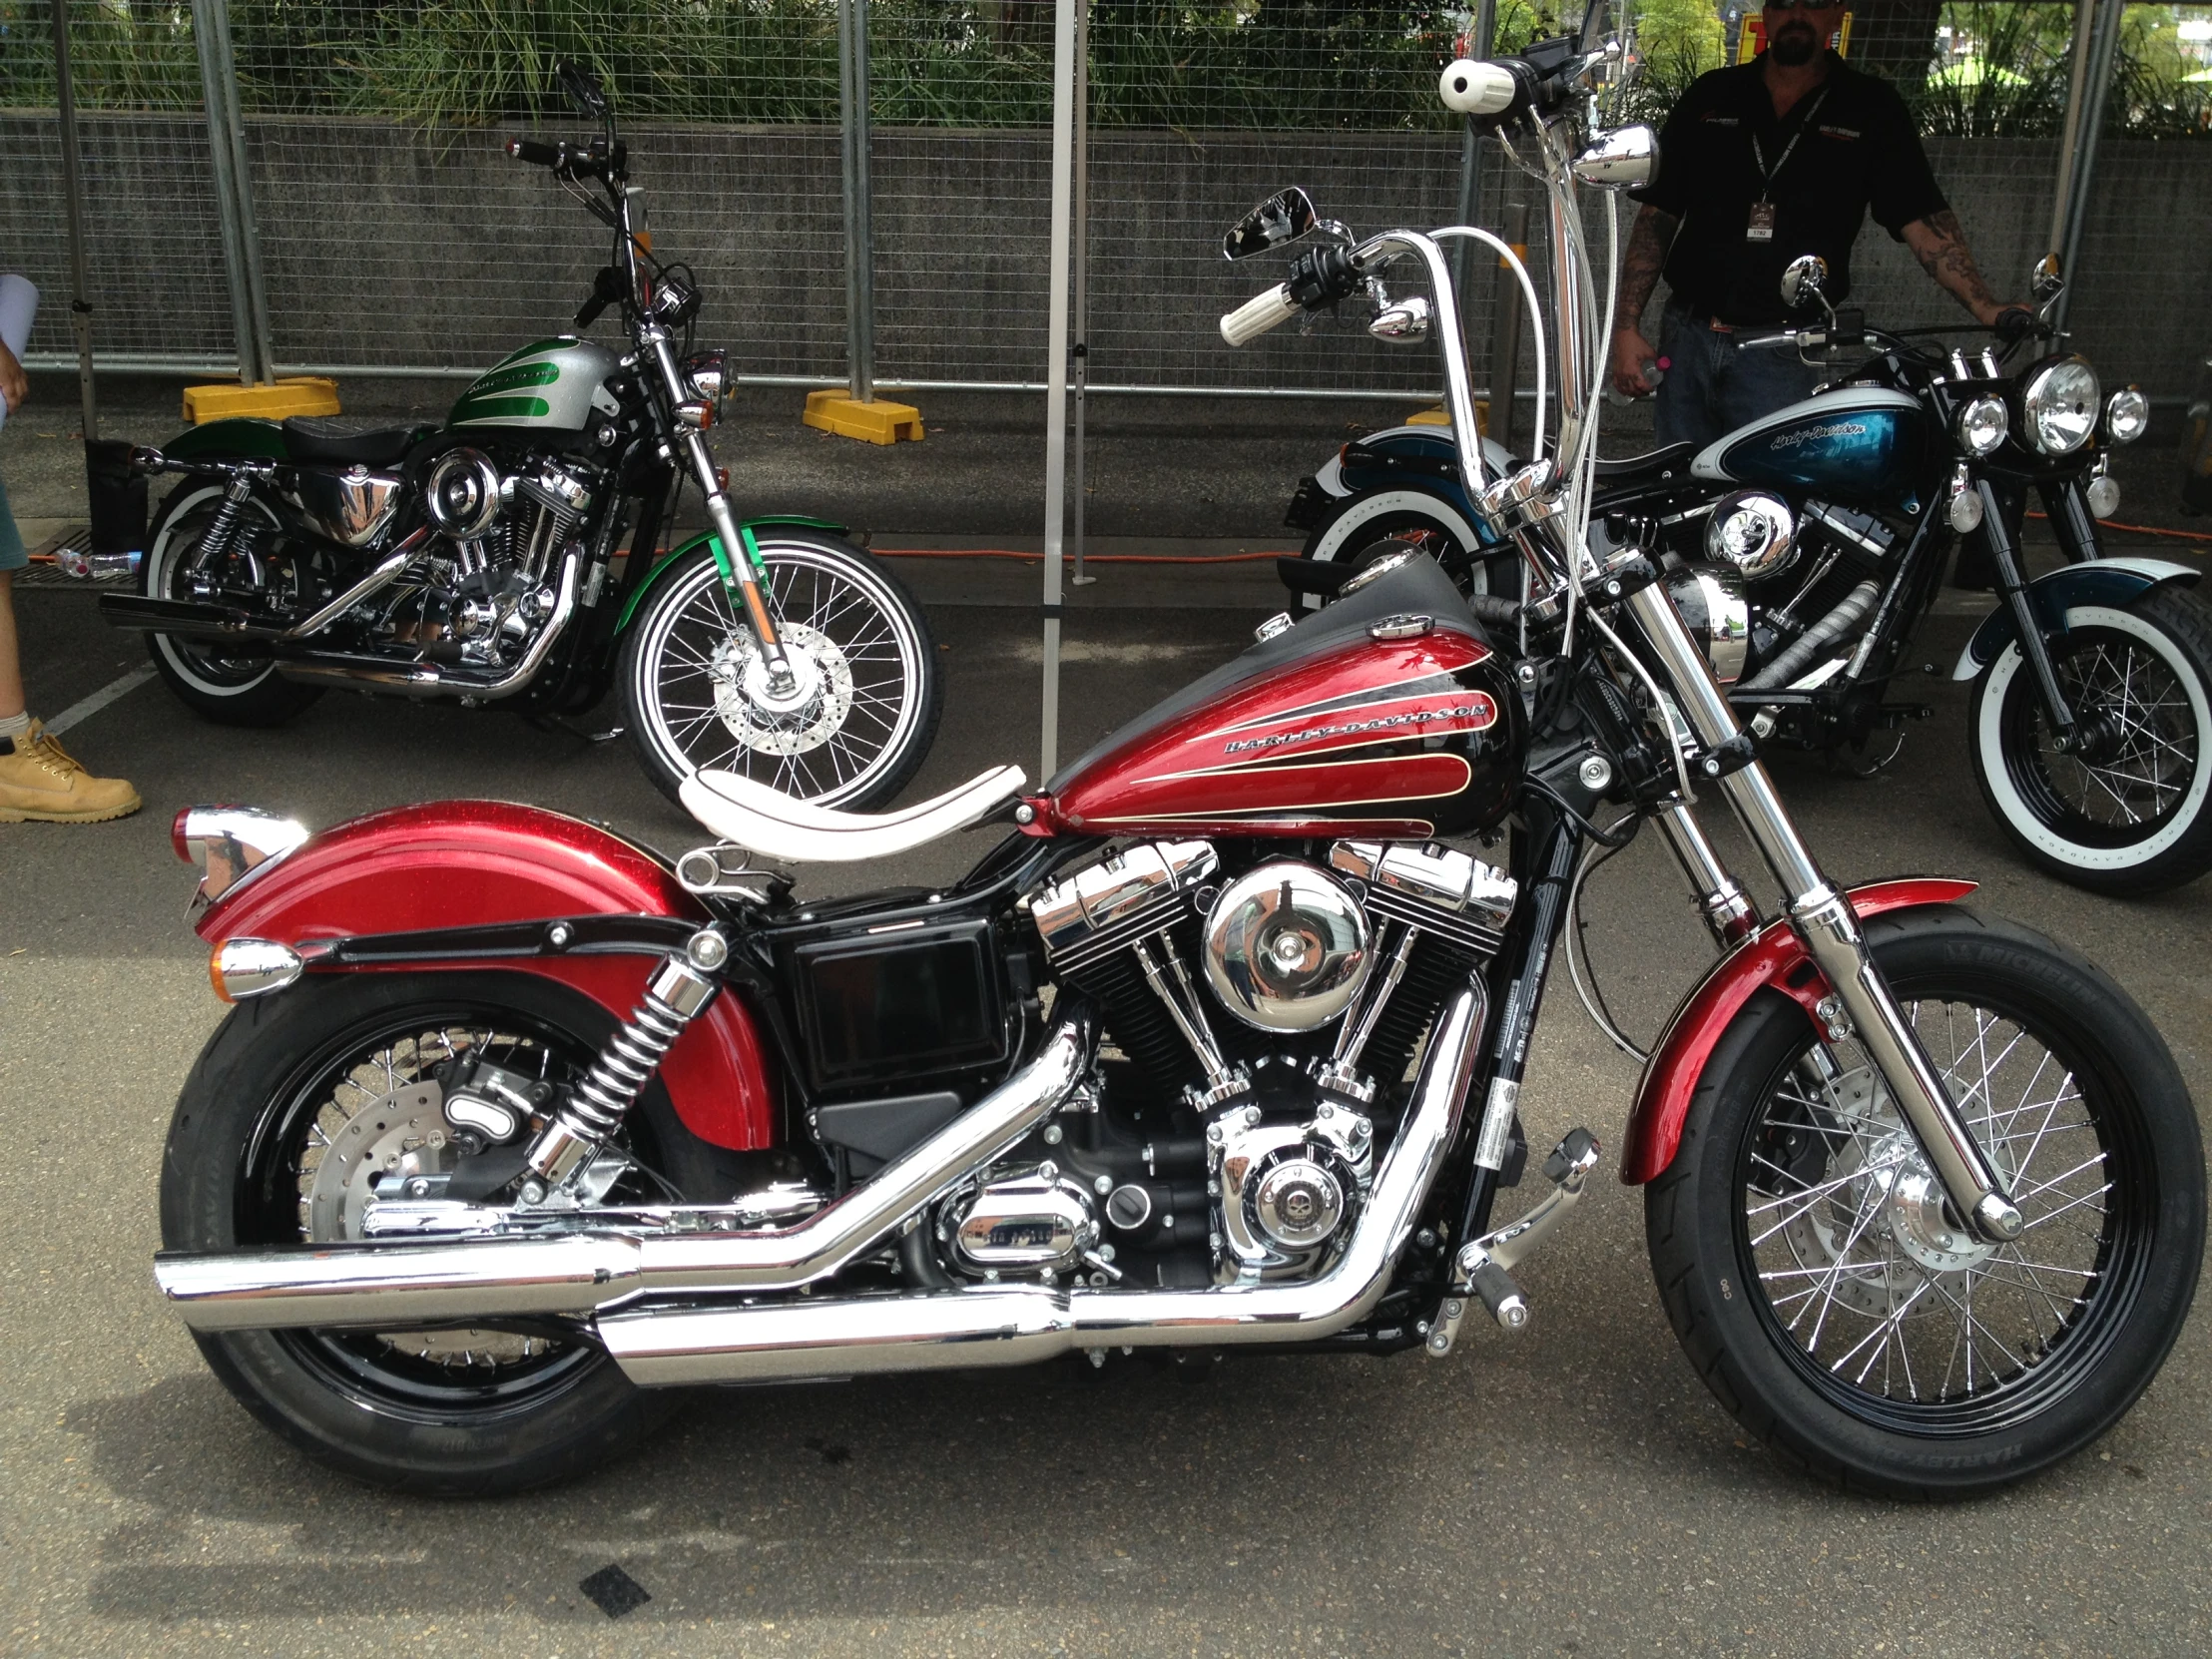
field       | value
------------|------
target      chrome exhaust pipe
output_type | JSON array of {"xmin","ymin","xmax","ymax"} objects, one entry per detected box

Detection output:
[
  {"xmin": 156, "ymin": 1005, "xmax": 1096, "ymax": 1333},
  {"xmin": 597, "ymin": 982, "xmax": 1486, "ymax": 1386}
]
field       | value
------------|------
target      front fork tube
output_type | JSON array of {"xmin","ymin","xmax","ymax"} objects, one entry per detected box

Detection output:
[
  {"xmin": 2039, "ymin": 472, "xmax": 2104, "ymax": 566},
  {"xmin": 1619, "ymin": 582, "xmax": 2025, "ymax": 1243},
  {"xmin": 1979, "ymin": 477, "xmax": 2078, "ymax": 744},
  {"xmin": 644, "ymin": 325, "xmax": 792, "ymax": 689}
]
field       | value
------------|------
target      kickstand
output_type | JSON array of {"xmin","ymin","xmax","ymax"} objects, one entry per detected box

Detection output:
[{"xmin": 526, "ymin": 714, "xmax": 627, "ymax": 745}]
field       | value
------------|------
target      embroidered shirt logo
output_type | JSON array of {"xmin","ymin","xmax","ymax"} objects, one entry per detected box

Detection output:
[
  {"xmin": 1703, "ymin": 114, "xmax": 1741, "ymax": 127},
  {"xmin": 1819, "ymin": 124, "xmax": 1862, "ymax": 139}
]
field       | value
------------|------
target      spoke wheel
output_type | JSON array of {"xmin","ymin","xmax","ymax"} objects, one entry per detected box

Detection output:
[
  {"xmin": 1971, "ymin": 592, "xmax": 2212, "ymax": 893},
  {"xmin": 161, "ymin": 973, "xmax": 696, "ymax": 1493},
  {"xmin": 623, "ymin": 535, "xmax": 940, "ymax": 809},
  {"xmin": 142, "ymin": 483, "xmax": 321, "ymax": 726},
  {"xmin": 1646, "ymin": 905, "xmax": 2202, "ymax": 1495}
]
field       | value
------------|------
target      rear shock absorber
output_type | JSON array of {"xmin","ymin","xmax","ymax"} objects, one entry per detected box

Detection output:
[
  {"xmin": 186, "ymin": 467, "xmax": 267, "ymax": 588},
  {"xmin": 523, "ymin": 926, "xmax": 729, "ymax": 1193}
]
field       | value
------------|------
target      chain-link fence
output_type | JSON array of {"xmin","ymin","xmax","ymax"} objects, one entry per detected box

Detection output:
[{"xmin": 0, "ymin": 1, "xmax": 2205, "ymax": 403}]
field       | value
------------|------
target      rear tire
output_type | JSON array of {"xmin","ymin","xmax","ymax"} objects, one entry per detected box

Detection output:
[
  {"xmin": 158, "ymin": 971, "xmax": 707, "ymax": 1494},
  {"xmin": 1296, "ymin": 489, "xmax": 1507, "ymax": 611},
  {"xmin": 1645, "ymin": 905, "xmax": 2203, "ymax": 1496},
  {"xmin": 142, "ymin": 482, "xmax": 322, "ymax": 728}
]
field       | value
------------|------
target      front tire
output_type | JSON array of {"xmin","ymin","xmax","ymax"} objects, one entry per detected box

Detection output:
[
  {"xmin": 142, "ymin": 482, "xmax": 322, "ymax": 728},
  {"xmin": 1645, "ymin": 905, "xmax": 2203, "ymax": 1496},
  {"xmin": 621, "ymin": 532, "xmax": 941, "ymax": 809},
  {"xmin": 159, "ymin": 972, "xmax": 704, "ymax": 1494},
  {"xmin": 1969, "ymin": 589, "xmax": 2212, "ymax": 894}
]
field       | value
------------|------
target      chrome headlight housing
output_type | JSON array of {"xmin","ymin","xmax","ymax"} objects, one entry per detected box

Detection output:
[
  {"xmin": 1954, "ymin": 394, "xmax": 2007, "ymax": 457},
  {"xmin": 682, "ymin": 347, "xmax": 732, "ymax": 405},
  {"xmin": 2021, "ymin": 355, "xmax": 2099, "ymax": 455},
  {"xmin": 2104, "ymin": 386, "xmax": 2150, "ymax": 445}
]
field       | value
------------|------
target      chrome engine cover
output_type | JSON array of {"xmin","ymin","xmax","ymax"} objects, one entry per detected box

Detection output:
[
  {"xmin": 1029, "ymin": 839, "xmax": 1218, "ymax": 972},
  {"xmin": 948, "ymin": 1168, "xmax": 1100, "ymax": 1275},
  {"xmin": 286, "ymin": 465, "xmax": 404, "ymax": 549},
  {"xmin": 1202, "ymin": 860, "xmax": 1372, "ymax": 1032},
  {"xmin": 1209, "ymin": 1099, "xmax": 1372, "ymax": 1280}
]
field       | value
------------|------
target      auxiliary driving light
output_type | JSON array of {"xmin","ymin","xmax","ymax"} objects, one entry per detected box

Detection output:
[
  {"xmin": 2104, "ymin": 386, "xmax": 2150, "ymax": 445},
  {"xmin": 1954, "ymin": 394, "xmax": 2007, "ymax": 457}
]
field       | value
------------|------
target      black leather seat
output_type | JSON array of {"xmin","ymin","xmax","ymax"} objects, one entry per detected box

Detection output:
[
  {"xmin": 280, "ymin": 417, "xmax": 419, "ymax": 469},
  {"xmin": 1591, "ymin": 440, "xmax": 1697, "ymax": 485}
]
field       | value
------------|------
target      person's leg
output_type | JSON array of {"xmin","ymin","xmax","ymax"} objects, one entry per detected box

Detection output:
[
  {"xmin": 0, "ymin": 474, "xmax": 140, "ymax": 822},
  {"xmin": 1711, "ymin": 340, "xmax": 1821, "ymax": 436},
  {"xmin": 1653, "ymin": 302, "xmax": 1727, "ymax": 452}
]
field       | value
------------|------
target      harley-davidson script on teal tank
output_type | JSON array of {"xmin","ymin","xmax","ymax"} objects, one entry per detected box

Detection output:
[{"xmin": 1694, "ymin": 388, "xmax": 1925, "ymax": 506}]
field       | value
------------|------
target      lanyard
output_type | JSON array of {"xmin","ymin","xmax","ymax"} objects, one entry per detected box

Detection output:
[{"xmin": 1750, "ymin": 87, "xmax": 1829, "ymax": 203}]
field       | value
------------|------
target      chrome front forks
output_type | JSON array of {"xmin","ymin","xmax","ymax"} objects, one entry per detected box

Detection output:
[{"xmin": 1622, "ymin": 582, "xmax": 2025, "ymax": 1244}]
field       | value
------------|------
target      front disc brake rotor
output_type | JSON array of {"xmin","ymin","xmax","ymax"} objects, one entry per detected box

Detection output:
[
  {"xmin": 297, "ymin": 1059, "xmax": 546, "ymax": 1369},
  {"xmin": 710, "ymin": 620, "xmax": 854, "ymax": 756}
]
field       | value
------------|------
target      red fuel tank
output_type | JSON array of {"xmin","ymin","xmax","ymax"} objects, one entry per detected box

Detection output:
[{"xmin": 1045, "ymin": 556, "xmax": 1523, "ymax": 839}]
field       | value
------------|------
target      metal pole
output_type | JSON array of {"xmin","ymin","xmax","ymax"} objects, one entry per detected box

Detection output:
[
  {"xmin": 192, "ymin": 0, "xmax": 273, "ymax": 386},
  {"xmin": 838, "ymin": 0, "xmax": 876, "ymax": 404},
  {"xmin": 1448, "ymin": 0, "xmax": 1496, "ymax": 304},
  {"xmin": 2056, "ymin": 0, "xmax": 2125, "ymax": 334},
  {"xmin": 1488, "ymin": 199, "xmax": 1528, "ymax": 455},
  {"xmin": 1040, "ymin": 0, "xmax": 1078, "ymax": 779},
  {"xmin": 2046, "ymin": 0, "xmax": 2096, "ymax": 259},
  {"xmin": 1070, "ymin": 0, "xmax": 1093, "ymax": 587},
  {"xmin": 49, "ymin": 0, "xmax": 98, "ymax": 440}
]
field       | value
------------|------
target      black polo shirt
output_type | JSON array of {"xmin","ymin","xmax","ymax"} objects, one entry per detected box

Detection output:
[{"xmin": 1630, "ymin": 53, "xmax": 1946, "ymax": 326}]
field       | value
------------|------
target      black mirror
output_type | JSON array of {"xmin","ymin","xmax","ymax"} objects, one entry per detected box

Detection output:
[
  {"xmin": 2031, "ymin": 254, "xmax": 2064, "ymax": 304},
  {"xmin": 1223, "ymin": 188, "xmax": 1318, "ymax": 262},
  {"xmin": 557, "ymin": 60, "xmax": 610, "ymax": 120},
  {"xmin": 1779, "ymin": 254, "xmax": 1830, "ymax": 311}
]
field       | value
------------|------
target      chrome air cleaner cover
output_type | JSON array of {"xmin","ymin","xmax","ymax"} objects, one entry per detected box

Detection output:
[{"xmin": 1203, "ymin": 860, "xmax": 1372, "ymax": 1031}]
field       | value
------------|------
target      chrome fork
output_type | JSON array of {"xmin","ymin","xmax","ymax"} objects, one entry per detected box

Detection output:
[{"xmin": 1621, "ymin": 582, "xmax": 2024, "ymax": 1243}]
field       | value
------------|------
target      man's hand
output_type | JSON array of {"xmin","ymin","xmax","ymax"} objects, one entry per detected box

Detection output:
[
  {"xmin": 1904, "ymin": 211, "xmax": 2022, "ymax": 328},
  {"xmin": 0, "ymin": 340, "xmax": 25, "ymax": 415},
  {"xmin": 1611, "ymin": 328, "xmax": 1660, "ymax": 399}
]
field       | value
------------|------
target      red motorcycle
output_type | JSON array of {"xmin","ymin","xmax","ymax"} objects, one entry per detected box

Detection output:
[{"xmin": 153, "ymin": 34, "xmax": 2200, "ymax": 1498}]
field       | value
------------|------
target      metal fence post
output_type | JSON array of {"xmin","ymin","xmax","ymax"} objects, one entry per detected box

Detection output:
[
  {"xmin": 49, "ymin": 0, "xmax": 99, "ymax": 440},
  {"xmin": 191, "ymin": 0, "xmax": 275, "ymax": 386},
  {"xmin": 838, "ymin": 0, "xmax": 876, "ymax": 405},
  {"xmin": 1040, "ymin": 0, "xmax": 1078, "ymax": 779},
  {"xmin": 2055, "ymin": 0, "xmax": 2125, "ymax": 334},
  {"xmin": 1069, "ymin": 0, "xmax": 1093, "ymax": 587}
]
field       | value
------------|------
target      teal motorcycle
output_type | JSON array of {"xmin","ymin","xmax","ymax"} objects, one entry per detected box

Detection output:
[{"xmin": 101, "ymin": 65, "xmax": 939, "ymax": 811}]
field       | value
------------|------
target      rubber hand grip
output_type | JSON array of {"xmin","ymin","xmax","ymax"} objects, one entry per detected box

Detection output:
[
  {"xmin": 1220, "ymin": 282, "xmax": 1300, "ymax": 347},
  {"xmin": 508, "ymin": 138, "xmax": 562, "ymax": 167},
  {"xmin": 1439, "ymin": 58, "xmax": 1519, "ymax": 117}
]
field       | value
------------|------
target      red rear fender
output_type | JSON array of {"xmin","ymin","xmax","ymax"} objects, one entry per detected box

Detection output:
[
  {"xmin": 1618, "ymin": 879, "xmax": 1978, "ymax": 1186},
  {"xmin": 196, "ymin": 800, "xmax": 776, "ymax": 1151}
]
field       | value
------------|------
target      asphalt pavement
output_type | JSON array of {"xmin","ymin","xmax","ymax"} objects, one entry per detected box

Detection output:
[{"xmin": 3, "ymin": 383, "xmax": 2212, "ymax": 1657}]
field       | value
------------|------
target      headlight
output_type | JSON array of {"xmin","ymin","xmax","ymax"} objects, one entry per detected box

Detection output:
[
  {"xmin": 2021, "ymin": 356, "xmax": 2099, "ymax": 455},
  {"xmin": 2105, "ymin": 386, "xmax": 2150, "ymax": 445},
  {"xmin": 1954, "ymin": 394, "xmax": 2007, "ymax": 456},
  {"xmin": 682, "ymin": 347, "xmax": 732, "ymax": 404}
]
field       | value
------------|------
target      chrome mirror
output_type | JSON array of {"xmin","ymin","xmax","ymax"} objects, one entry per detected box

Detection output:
[
  {"xmin": 1570, "ymin": 126, "xmax": 1659, "ymax": 190},
  {"xmin": 1368, "ymin": 294, "xmax": 1431, "ymax": 344},
  {"xmin": 1223, "ymin": 188, "xmax": 1318, "ymax": 262},
  {"xmin": 2031, "ymin": 254, "xmax": 2064, "ymax": 305},
  {"xmin": 1780, "ymin": 255, "xmax": 1830, "ymax": 312}
]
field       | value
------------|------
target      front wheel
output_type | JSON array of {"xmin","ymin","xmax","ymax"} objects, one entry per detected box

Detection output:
[
  {"xmin": 621, "ymin": 532, "xmax": 941, "ymax": 809},
  {"xmin": 1969, "ymin": 588, "xmax": 2212, "ymax": 894},
  {"xmin": 1646, "ymin": 905, "xmax": 2203, "ymax": 1496}
]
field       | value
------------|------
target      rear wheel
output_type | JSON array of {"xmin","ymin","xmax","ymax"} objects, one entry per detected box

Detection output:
[
  {"xmin": 159, "ymin": 972, "xmax": 708, "ymax": 1494},
  {"xmin": 142, "ymin": 482, "xmax": 322, "ymax": 727},
  {"xmin": 1970, "ymin": 589, "xmax": 2212, "ymax": 894},
  {"xmin": 1296, "ymin": 490, "xmax": 1508, "ymax": 611},
  {"xmin": 1646, "ymin": 906, "xmax": 2203, "ymax": 1496},
  {"xmin": 621, "ymin": 532, "xmax": 941, "ymax": 809}
]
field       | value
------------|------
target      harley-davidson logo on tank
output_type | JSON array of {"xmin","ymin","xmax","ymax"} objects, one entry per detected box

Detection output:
[{"xmin": 1048, "ymin": 629, "xmax": 1522, "ymax": 839}]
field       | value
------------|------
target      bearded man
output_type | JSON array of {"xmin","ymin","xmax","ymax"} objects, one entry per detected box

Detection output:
[{"xmin": 1610, "ymin": 0, "xmax": 2018, "ymax": 449}]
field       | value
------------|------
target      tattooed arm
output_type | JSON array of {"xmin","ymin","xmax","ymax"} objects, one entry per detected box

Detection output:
[
  {"xmin": 1904, "ymin": 210, "xmax": 2017, "ymax": 325},
  {"xmin": 1611, "ymin": 204, "xmax": 1676, "ymax": 397}
]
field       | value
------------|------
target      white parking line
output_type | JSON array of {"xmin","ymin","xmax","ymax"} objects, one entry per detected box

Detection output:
[{"xmin": 44, "ymin": 667, "xmax": 156, "ymax": 737}]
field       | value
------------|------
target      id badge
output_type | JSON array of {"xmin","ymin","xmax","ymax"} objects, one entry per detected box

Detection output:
[{"xmin": 1746, "ymin": 202, "xmax": 1776, "ymax": 244}]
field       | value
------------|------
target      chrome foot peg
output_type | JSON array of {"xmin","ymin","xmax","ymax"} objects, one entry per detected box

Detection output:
[{"xmin": 1427, "ymin": 1128, "xmax": 1601, "ymax": 1356}]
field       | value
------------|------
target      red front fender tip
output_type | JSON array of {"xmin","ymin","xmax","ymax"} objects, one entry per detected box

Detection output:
[{"xmin": 1617, "ymin": 878, "xmax": 1978, "ymax": 1187}]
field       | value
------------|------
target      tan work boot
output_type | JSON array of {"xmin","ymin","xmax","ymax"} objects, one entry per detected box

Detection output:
[{"xmin": 0, "ymin": 720, "xmax": 143, "ymax": 823}]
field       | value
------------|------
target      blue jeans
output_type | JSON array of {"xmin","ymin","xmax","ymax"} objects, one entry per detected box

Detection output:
[
  {"xmin": 0, "ymin": 475, "xmax": 24, "ymax": 573},
  {"xmin": 1653, "ymin": 300, "xmax": 1821, "ymax": 452}
]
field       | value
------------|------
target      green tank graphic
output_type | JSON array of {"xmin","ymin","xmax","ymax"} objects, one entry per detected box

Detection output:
[{"xmin": 449, "ymin": 337, "xmax": 622, "ymax": 432}]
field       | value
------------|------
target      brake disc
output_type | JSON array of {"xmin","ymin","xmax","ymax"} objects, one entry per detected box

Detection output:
[{"xmin": 710, "ymin": 620, "xmax": 855, "ymax": 756}]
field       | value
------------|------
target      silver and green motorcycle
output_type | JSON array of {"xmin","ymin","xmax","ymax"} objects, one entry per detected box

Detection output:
[{"xmin": 99, "ymin": 65, "xmax": 939, "ymax": 811}]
